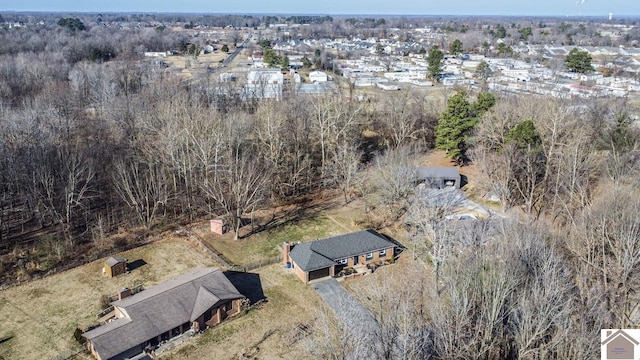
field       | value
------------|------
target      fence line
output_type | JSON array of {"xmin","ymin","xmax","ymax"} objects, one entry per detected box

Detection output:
[
  {"xmin": 179, "ymin": 226, "xmax": 282, "ymax": 272},
  {"xmin": 1, "ymin": 228, "xmax": 283, "ymax": 291},
  {"xmin": 230, "ymin": 255, "xmax": 282, "ymax": 272},
  {"xmin": 179, "ymin": 226, "xmax": 234, "ymax": 270},
  {"xmin": 0, "ymin": 239, "xmax": 154, "ymax": 291}
]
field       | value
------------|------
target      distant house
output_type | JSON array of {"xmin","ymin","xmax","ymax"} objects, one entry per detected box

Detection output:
[
  {"xmin": 243, "ymin": 69, "xmax": 284, "ymax": 101},
  {"xmin": 83, "ymin": 268, "xmax": 246, "ymax": 360},
  {"xmin": 283, "ymin": 229, "xmax": 396, "ymax": 284},
  {"xmin": 309, "ymin": 70, "xmax": 329, "ymax": 83},
  {"xmin": 415, "ymin": 167, "xmax": 461, "ymax": 189},
  {"xmin": 103, "ymin": 256, "xmax": 127, "ymax": 278}
]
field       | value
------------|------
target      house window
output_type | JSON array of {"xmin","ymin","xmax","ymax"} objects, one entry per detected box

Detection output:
[
  {"xmin": 366, "ymin": 252, "xmax": 373, "ymax": 260},
  {"xmin": 379, "ymin": 249, "xmax": 387, "ymax": 257},
  {"xmin": 224, "ymin": 301, "xmax": 233, "ymax": 312},
  {"xmin": 339, "ymin": 258, "xmax": 348, "ymax": 265}
]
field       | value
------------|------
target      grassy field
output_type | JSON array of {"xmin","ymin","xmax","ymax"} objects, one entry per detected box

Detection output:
[
  {"xmin": 0, "ymin": 235, "xmax": 217, "ymax": 360},
  {"xmin": 0, "ymin": 189, "xmax": 407, "ymax": 359},
  {"xmin": 162, "ymin": 51, "xmax": 228, "ymax": 80},
  {"xmin": 191, "ymin": 199, "xmax": 366, "ymax": 266}
]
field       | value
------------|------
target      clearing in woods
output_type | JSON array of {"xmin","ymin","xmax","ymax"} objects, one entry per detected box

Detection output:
[
  {"xmin": 0, "ymin": 234, "xmax": 331, "ymax": 360},
  {"xmin": 191, "ymin": 197, "xmax": 366, "ymax": 266}
]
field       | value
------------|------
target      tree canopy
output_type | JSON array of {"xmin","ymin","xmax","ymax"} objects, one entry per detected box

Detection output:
[
  {"xmin": 436, "ymin": 92, "xmax": 495, "ymax": 163},
  {"xmin": 449, "ymin": 39, "xmax": 463, "ymax": 55},
  {"xmin": 57, "ymin": 17, "xmax": 86, "ymax": 31},
  {"xmin": 476, "ymin": 61, "xmax": 491, "ymax": 79},
  {"xmin": 565, "ymin": 48, "xmax": 594, "ymax": 73},
  {"xmin": 427, "ymin": 46, "xmax": 444, "ymax": 81},
  {"xmin": 505, "ymin": 119, "xmax": 541, "ymax": 150}
]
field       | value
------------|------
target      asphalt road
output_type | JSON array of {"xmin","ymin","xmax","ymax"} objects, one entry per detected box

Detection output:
[{"xmin": 220, "ymin": 31, "xmax": 253, "ymax": 68}]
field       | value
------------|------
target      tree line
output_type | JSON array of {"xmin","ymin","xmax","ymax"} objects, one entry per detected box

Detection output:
[{"xmin": 0, "ymin": 21, "xmax": 443, "ymax": 282}]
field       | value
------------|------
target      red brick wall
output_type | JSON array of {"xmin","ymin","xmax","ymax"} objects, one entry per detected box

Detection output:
[{"xmin": 291, "ymin": 261, "xmax": 308, "ymax": 283}]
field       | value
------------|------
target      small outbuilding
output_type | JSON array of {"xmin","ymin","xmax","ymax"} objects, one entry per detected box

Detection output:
[
  {"xmin": 210, "ymin": 218, "xmax": 229, "ymax": 235},
  {"xmin": 103, "ymin": 256, "xmax": 127, "ymax": 278},
  {"xmin": 415, "ymin": 167, "xmax": 461, "ymax": 189}
]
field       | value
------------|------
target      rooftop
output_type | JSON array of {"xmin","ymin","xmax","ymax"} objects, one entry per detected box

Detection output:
[
  {"xmin": 105, "ymin": 256, "xmax": 127, "ymax": 267},
  {"xmin": 289, "ymin": 229, "xmax": 395, "ymax": 272},
  {"xmin": 416, "ymin": 166, "xmax": 460, "ymax": 179},
  {"xmin": 83, "ymin": 268, "xmax": 244, "ymax": 360}
]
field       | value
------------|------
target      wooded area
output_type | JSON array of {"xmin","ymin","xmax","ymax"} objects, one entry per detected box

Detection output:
[{"xmin": 1, "ymin": 13, "xmax": 640, "ymax": 359}]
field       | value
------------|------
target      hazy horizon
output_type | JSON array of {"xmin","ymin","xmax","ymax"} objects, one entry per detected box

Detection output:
[{"xmin": 1, "ymin": 0, "xmax": 639, "ymax": 18}]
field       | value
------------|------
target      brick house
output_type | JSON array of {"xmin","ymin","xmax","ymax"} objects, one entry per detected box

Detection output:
[
  {"xmin": 283, "ymin": 229, "xmax": 396, "ymax": 284},
  {"xmin": 83, "ymin": 268, "xmax": 245, "ymax": 360}
]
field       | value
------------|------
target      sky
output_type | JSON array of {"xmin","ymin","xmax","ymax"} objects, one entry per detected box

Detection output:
[{"xmin": 1, "ymin": 0, "xmax": 639, "ymax": 17}]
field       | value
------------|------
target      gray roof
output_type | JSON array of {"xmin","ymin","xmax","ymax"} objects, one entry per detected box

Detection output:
[
  {"xmin": 416, "ymin": 167, "xmax": 460, "ymax": 180},
  {"xmin": 105, "ymin": 256, "xmax": 127, "ymax": 267},
  {"xmin": 83, "ymin": 268, "xmax": 244, "ymax": 360},
  {"xmin": 289, "ymin": 229, "xmax": 395, "ymax": 272}
]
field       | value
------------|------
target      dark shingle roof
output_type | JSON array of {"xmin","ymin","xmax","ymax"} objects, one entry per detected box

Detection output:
[
  {"xmin": 83, "ymin": 268, "xmax": 244, "ymax": 360},
  {"xmin": 288, "ymin": 242, "xmax": 336, "ymax": 272},
  {"xmin": 289, "ymin": 229, "xmax": 395, "ymax": 272}
]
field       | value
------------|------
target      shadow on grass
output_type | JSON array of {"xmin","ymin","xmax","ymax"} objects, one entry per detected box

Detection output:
[
  {"xmin": 224, "ymin": 271, "xmax": 266, "ymax": 305},
  {"xmin": 127, "ymin": 259, "xmax": 147, "ymax": 272},
  {"xmin": 460, "ymin": 174, "xmax": 468, "ymax": 189},
  {"xmin": 240, "ymin": 198, "xmax": 339, "ymax": 239}
]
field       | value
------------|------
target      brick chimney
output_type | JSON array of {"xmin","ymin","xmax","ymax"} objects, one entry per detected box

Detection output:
[
  {"xmin": 283, "ymin": 242, "xmax": 291, "ymax": 265},
  {"xmin": 118, "ymin": 287, "xmax": 132, "ymax": 300}
]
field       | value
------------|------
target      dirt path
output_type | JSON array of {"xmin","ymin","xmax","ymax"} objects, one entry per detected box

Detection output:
[{"xmin": 325, "ymin": 215, "xmax": 351, "ymax": 232}]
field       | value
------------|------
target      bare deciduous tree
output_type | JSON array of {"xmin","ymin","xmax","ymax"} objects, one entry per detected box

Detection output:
[
  {"xmin": 200, "ymin": 144, "xmax": 269, "ymax": 240},
  {"xmin": 112, "ymin": 157, "xmax": 171, "ymax": 230}
]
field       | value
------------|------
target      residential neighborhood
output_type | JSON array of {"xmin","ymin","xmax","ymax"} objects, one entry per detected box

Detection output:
[{"xmin": 1, "ymin": 7, "xmax": 640, "ymax": 360}]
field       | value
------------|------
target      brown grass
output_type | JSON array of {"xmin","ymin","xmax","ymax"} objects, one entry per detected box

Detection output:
[
  {"xmin": 0, "ymin": 235, "xmax": 217, "ymax": 360},
  {"xmin": 191, "ymin": 198, "xmax": 366, "ymax": 266},
  {"xmin": 162, "ymin": 52, "xmax": 228, "ymax": 80}
]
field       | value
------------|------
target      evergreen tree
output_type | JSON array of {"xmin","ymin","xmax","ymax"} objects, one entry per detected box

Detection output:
[
  {"xmin": 471, "ymin": 92, "xmax": 496, "ymax": 117},
  {"xmin": 436, "ymin": 92, "xmax": 496, "ymax": 163},
  {"xmin": 505, "ymin": 119, "xmax": 541, "ymax": 150},
  {"xmin": 57, "ymin": 17, "xmax": 85, "ymax": 31},
  {"xmin": 435, "ymin": 92, "xmax": 473, "ymax": 162},
  {"xmin": 476, "ymin": 61, "xmax": 491, "ymax": 79},
  {"xmin": 449, "ymin": 39, "xmax": 463, "ymax": 55},
  {"xmin": 494, "ymin": 24, "xmax": 507, "ymax": 39},
  {"xmin": 565, "ymin": 48, "xmax": 594, "ymax": 73},
  {"xmin": 427, "ymin": 46, "xmax": 444, "ymax": 82}
]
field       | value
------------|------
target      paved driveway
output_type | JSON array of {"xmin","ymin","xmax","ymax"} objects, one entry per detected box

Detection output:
[{"xmin": 313, "ymin": 279, "xmax": 380, "ymax": 344}]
